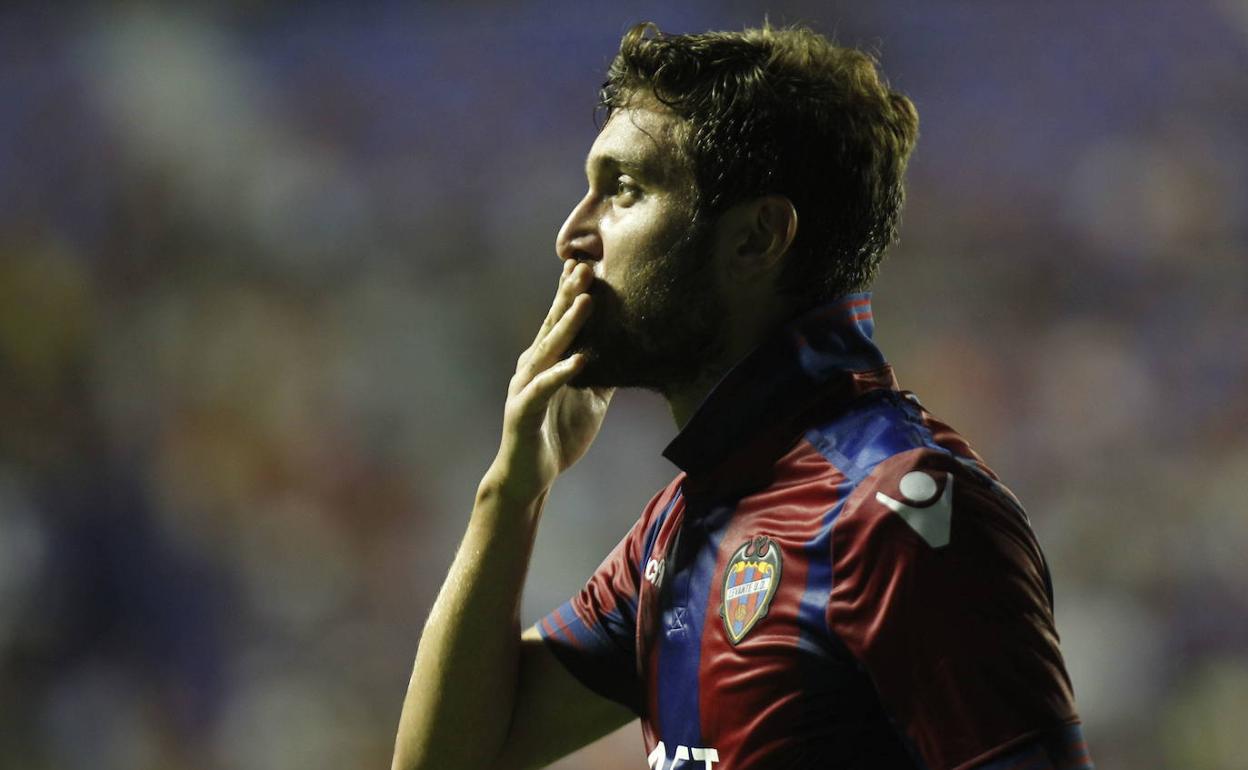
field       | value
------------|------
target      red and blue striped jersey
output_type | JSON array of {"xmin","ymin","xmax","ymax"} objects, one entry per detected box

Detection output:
[{"xmin": 538, "ymin": 293, "xmax": 1092, "ymax": 769}]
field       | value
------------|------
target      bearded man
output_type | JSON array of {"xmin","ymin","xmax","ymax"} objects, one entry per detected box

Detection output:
[{"xmin": 392, "ymin": 22, "xmax": 1092, "ymax": 770}]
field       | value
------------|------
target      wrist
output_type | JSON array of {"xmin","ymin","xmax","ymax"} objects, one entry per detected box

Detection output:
[{"xmin": 477, "ymin": 465, "xmax": 549, "ymax": 514}]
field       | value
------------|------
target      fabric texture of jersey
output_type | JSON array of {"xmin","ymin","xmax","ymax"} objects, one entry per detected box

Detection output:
[{"xmin": 537, "ymin": 293, "xmax": 1093, "ymax": 770}]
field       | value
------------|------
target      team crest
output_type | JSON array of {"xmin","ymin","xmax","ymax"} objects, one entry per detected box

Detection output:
[{"xmin": 720, "ymin": 536, "xmax": 782, "ymax": 645}]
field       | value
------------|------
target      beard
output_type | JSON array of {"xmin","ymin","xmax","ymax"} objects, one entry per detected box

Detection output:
[{"xmin": 565, "ymin": 213, "xmax": 727, "ymax": 394}]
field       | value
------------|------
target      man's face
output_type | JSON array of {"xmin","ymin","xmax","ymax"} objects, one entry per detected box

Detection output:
[{"xmin": 555, "ymin": 103, "xmax": 725, "ymax": 393}]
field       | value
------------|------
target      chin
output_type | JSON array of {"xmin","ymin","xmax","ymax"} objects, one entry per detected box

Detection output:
[
  {"xmin": 567, "ymin": 345, "xmax": 709, "ymax": 396},
  {"xmin": 566, "ymin": 349, "xmax": 638, "ymax": 390}
]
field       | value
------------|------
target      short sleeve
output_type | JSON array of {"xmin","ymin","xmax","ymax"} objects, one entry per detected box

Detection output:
[
  {"xmin": 536, "ymin": 485, "xmax": 675, "ymax": 715},
  {"xmin": 827, "ymin": 448, "xmax": 1086, "ymax": 770}
]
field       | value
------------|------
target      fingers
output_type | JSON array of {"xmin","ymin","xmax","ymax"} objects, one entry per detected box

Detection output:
[
  {"xmin": 519, "ymin": 353, "xmax": 586, "ymax": 416},
  {"xmin": 533, "ymin": 261, "xmax": 592, "ymax": 347},
  {"xmin": 515, "ymin": 291, "xmax": 592, "ymax": 390},
  {"xmin": 510, "ymin": 260, "xmax": 594, "ymax": 395},
  {"xmin": 505, "ymin": 350, "xmax": 588, "ymax": 437}
]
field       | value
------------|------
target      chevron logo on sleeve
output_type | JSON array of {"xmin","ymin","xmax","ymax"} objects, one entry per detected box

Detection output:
[{"xmin": 874, "ymin": 471, "xmax": 953, "ymax": 548}]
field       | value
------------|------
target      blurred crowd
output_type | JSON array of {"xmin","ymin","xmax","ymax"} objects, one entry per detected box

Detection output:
[{"xmin": 1, "ymin": 2, "xmax": 1245, "ymax": 769}]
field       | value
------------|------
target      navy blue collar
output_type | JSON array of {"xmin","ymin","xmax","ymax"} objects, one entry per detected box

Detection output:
[{"xmin": 662, "ymin": 293, "xmax": 897, "ymax": 494}]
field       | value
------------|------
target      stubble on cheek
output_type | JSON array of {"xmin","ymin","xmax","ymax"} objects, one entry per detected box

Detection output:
[
  {"xmin": 564, "ymin": 217, "xmax": 724, "ymax": 392},
  {"xmin": 559, "ymin": 164, "xmax": 719, "ymax": 388}
]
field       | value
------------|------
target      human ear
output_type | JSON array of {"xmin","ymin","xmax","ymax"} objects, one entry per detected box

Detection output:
[{"xmin": 725, "ymin": 195, "xmax": 798, "ymax": 278}]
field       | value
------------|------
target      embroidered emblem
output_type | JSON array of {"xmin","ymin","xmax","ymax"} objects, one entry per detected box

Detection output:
[{"xmin": 720, "ymin": 535, "xmax": 782, "ymax": 645}]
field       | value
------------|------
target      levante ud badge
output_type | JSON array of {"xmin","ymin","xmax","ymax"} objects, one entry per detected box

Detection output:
[{"xmin": 721, "ymin": 535, "xmax": 782, "ymax": 645}]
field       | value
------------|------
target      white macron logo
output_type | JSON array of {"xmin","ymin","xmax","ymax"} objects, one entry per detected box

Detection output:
[
  {"xmin": 647, "ymin": 741, "xmax": 720, "ymax": 769},
  {"xmin": 874, "ymin": 471, "xmax": 953, "ymax": 548}
]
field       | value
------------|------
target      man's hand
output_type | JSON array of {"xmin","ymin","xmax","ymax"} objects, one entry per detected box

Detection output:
[
  {"xmin": 490, "ymin": 260, "xmax": 614, "ymax": 502},
  {"xmin": 392, "ymin": 261, "xmax": 632, "ymax": 770}
]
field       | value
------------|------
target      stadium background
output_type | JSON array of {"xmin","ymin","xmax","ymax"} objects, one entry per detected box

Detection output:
[{"xmin": 2, "ymin": 2, "xmax": 1246, "ymax": 768}]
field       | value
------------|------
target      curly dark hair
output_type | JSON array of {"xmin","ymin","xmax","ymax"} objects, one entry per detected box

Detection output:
[{"xmin": 600, "ymin": 22, "xmax": 919, "ymax": 306}]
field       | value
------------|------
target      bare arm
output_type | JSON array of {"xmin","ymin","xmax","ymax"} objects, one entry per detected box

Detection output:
[
  {"xmin": 495, "ymin": 628, "xmax": 635, "ymax": 768},
  {"xmin": 392, "ymin": 261, "xmax": 630, "ymax": 770}
]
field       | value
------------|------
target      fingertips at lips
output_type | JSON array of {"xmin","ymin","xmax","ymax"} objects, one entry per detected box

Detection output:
[
  {"xmin": 568, "ymin": 292, "xmax": 591, "ymax": 322},
  {"xmin": 541, "ymin": 265, "xmax": 591, "ymax": 345},
  {"xmin": 559, "ymin": 275, "xmax": 590, "ymax": 316},
  {"xmin": 555, "ymin": 295, "xmax": 588, "ymax": 336},
  {"xmin": 574, "ymin": 266, "xmax": 595, "ymax": 299}
]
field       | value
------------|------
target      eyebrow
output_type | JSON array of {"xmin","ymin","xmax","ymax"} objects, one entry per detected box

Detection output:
[{"xmin": 584, "ymin": 152, "xmax": 661, "ymax": 184}]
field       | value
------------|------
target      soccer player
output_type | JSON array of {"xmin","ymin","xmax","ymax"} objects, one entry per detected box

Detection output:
[{"xmin": 392, "ymin": 22, "xmax": 1093, "ymax": 770}]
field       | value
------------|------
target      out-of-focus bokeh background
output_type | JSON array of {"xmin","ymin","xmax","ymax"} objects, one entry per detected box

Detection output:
[{"xmin": 2, "ymin": 1, "xmax": 1246, "ymax": 768}]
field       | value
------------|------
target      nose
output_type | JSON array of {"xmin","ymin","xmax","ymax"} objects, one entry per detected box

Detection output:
[{"xmin": 555, "ymin": 192, "xmax": 603, "ymax": 265}]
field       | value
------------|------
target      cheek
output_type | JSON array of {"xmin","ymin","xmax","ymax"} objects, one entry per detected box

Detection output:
[{"xmin": 600, "ymin": 204, "xmax": 687, "ymax": 281}]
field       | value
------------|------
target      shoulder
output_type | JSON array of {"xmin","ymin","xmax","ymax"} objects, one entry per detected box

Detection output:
[
  {"xmin": 804, "ymin": 389, "xmax": 948, "ymax": 486},
  {"xmin": 828, "ymin": 444, "xmax": 1056, "ymax": 653},
  {"xmin": 802, "ymin": 388, "xmax": 1027, "ymax": 544},
  {"xmin": 644, "ymin": 473, "xmax": 686, "ymax": 522},
  {"xmin": 809, "ymin": 389, "xmax": 1053, "ymax": 614},
  {"xmin": 840, "ymin": 447, "xmax": 964, "ymax": 548},
  {"xmin": 832, "ymin": 443, "xmax": 1045, "ymax": 575},
  {"xmin": 824, "ymin": 451, "xmax": 1078, "ymax": 768},
  {"xmin": 632, "ymin": 473, "xmax": 686, "ymax": 557}
]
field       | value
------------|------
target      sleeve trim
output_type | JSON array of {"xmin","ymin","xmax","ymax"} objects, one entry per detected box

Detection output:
[
  {"xmin": 952, "ymin": 719, "xmax": 1088, "ymax": 770},
  {"xmin": 538, "ymin": 629, "xmax": 642, "ymax": 716}
]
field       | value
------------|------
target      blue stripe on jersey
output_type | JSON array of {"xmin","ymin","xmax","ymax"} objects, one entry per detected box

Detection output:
[
  {"xmin": 656, "ymin": 501, "xmax": 731, "ymax": 751},
  {"xmin": 641, "ymin": 492, "xmax": 681, "ymax": 569},
  {"xmin": 795, "ymin": 488, "xmax": 854, "ymax": 657},
  {"xmin": 797, "ymin": 391, "xmax": 945, "ymax": 653},
  {"xmin": 859, "ymin": 312, "xmax": 876, "ymax": 340},
  {"xmin": 803, "ymin": 390, "xmax": 945, "ymax": 486},
  {"xmin": 555, "ymin": 604, "xmax": 595, "ymax": 648},
  {"xmin": 801, "ymin": 392, "xmax": 946, "ymax": 768}
]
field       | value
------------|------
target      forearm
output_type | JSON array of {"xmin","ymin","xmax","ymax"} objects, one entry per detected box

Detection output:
[
  {"xmin": 393, "ymin": 259, "xmax": 603, "ymax": 768},
  {"xmin": 392, "ymin": 474, "xmax": 546, "ymax": 770}
]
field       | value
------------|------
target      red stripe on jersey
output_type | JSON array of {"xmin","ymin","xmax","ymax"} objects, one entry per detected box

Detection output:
[
  {"xmin": 693, "ymin": 439, "xmax": 846, "ymax": 765},
  {"xmin": 829, "ymin": 448, "xmax": 1079, "ymax": 769},
  {"xmin": 1058, "ymin": 741, "xmax": 1092, "ymax": 770}
]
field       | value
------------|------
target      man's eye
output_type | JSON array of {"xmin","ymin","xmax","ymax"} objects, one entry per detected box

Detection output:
[{"xmin": 615, "ymin": 176, "xmax": 641, "ymax": 202}]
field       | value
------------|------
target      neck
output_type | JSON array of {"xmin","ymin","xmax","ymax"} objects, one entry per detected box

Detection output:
[
  {"xmin": 665, "ymin": 371, "xmax": 725, "ymax": 430},
  {"xmin": 663, "ymin": 308, "xmax": 789, "ymax": 430}
]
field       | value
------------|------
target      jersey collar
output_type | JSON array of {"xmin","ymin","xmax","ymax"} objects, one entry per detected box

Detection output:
[{"xmin": 662, "ymin": 292, "xmax": 898, "ymax": 499}]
